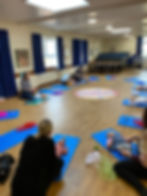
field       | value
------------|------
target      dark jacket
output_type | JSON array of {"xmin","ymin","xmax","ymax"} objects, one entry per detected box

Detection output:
[{"xmin": 11, "ymin": 136, "xmax": 63, "ymax": 196}]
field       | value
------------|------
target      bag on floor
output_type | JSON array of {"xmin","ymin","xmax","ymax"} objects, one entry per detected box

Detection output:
[{"xmin": 0, "ymin": 154, "xmax": 14, "ymax": 183}]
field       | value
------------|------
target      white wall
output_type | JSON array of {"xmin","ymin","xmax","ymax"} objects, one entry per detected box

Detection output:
[{"xmin": 101, "ymin": 35, "xmax": 137, "ymax": 55}]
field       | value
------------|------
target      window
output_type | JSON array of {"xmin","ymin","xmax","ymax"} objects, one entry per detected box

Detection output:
[
  {"xmin": 142, "ymin": 37, "xmax": 147, "ymax": 58},
  {"xmin": 42, "ymin": 37, "xmax": 58, "ymax": 68}
]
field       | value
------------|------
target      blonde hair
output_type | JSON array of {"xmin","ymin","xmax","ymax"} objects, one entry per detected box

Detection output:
[{"xmin": 38, "ymin": 119, "xmax": 52, "ymax": 137}]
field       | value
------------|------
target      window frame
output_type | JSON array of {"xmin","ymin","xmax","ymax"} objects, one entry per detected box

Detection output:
[{"xmin": 42, "ymin": 37, "xmax": 59, "ymax": 70}]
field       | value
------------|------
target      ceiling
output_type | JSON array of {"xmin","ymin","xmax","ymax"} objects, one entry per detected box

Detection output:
[{"xmin": 0, "ymin": 0, "xmax": 147, "ymax": 36}]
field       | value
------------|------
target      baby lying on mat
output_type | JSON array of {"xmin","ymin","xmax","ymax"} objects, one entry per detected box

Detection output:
[
  {"xmin": 107, "ymin": 132, "xmax": 139, "ymax": 158},
  {"xmin": 130, "ymin": 95, "xmax": 147, "ymax": 106}
]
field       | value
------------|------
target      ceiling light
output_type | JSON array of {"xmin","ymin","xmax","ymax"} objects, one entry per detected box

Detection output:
[
  {"xmin": 88, "ymin": 18, "xmax": 97, "ymax": 25},
  {"xmin": 26, "ymin": 0, "xmax": 89, "ymax": 12},
  {"xmin": 106, "ymin": 25, "xmax": 132, "ymax": 35}
]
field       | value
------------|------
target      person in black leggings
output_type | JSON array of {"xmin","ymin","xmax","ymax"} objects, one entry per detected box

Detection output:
[
  {"xmin": 114, "ymin": 159, "xmax": 147, "ymax": 196},
  {"xmin": 114, "ymin": 109, "xmax": 147, "ymax": 196}
]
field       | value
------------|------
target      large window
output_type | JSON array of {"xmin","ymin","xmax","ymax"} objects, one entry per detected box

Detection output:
[
  {"xmin": 42, "ymin": 37, "xmax": 58, "ymax": 68},
  {"xmin": 142, "ymin": 37, "xmax": 147, "ymax": 58}
]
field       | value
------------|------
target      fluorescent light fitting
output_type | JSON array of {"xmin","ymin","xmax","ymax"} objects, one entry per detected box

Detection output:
[
  {"xmin": 106, "ymin": 25, "xmax": 132, "ymax": 35},
  {"xmin": 26, "ymin": 0, "xmax": 89, "ymax": 12},
  {"xmin": 88, "ymin": 18, "xmax": 97, "ymax": 25}
]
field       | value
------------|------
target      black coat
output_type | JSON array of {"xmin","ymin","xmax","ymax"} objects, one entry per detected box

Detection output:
[{"xmin": 11, "ymin": 136, "xmax": 63, "ymax": 196}]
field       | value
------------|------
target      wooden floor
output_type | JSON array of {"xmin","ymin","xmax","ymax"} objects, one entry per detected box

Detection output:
[{"xmin": 0, "ymin": 69, "xmax": 146, "ymax": 196}]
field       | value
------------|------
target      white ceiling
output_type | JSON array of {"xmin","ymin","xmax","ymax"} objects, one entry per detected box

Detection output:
[{"xmin": 0, "ymin": 0, "xmax": 147, "ymax": 36}]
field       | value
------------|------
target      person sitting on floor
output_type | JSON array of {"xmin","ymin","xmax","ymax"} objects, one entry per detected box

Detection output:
[
  {"xmin": 135, "ymin": 81, "xmax": 147, "ymax": 91},
  {"xmin": 70, "ymin": 67, "xmax": 85, "ymax": 83},
  {"xmin": 61, "ymin": 74, "xmax": 72, "ymax": 86},
  {"xmin": 11, "ymin": 119, "xmax": 67, "ymax": 196},
  {"xmin": 114, "ymin": 108, "xmax": 147, "ymax": 196},
  {"xmin": 20, "ymin": 72, "xmax": 36, "ymax": 100},
  {"xmin": 61, "ymin": 67, "xmax": 86, "ymax": 86},
  {"xmin": 107, "ymin": 131, "xmax": 139, "ymax": 158}
]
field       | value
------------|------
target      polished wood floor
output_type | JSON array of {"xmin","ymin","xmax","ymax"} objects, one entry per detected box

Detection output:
[{"xmin": 0, "ymin": 69, "xmax": 146, "ymax": 196}]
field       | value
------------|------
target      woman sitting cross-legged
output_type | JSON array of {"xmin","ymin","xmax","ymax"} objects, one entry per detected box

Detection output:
[
  {"xmin": 20, "ymin": 72, "xmax": 35, "ymax": 100},
  {"xmin": 20, "ymin": 72, "xmax": 47, "ymax": 101},
  {"xmin": 114, "ymin": 108, "xmax": 147, "ymax": 196},
  {"xmin": 11, "ymin": 119, "xmax": 67, "ymax": 196}
]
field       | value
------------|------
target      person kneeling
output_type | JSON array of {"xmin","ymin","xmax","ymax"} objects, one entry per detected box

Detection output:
[{"xmin": 11, "ymin": 119, "xmax": 67, "ymax": 196}]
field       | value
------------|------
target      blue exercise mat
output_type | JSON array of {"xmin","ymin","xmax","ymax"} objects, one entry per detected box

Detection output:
[
  {"xmin": 123, "ymin": 99, "xmax": 147, "ymax": 108},
  {"xmin": 106, "ymin": 75, "xmax": 115, "ymax": 81},
  {"xmin": 132, "ymin": 89, "xmax": 147, "ymax": 97},
  {"xmin": 40, "ymin": 89, "xmax": 54, "ymax": 95},
  {"xmin": 53, "ymin": 134, "xmax": 80, "ymax": 180},
  {"xmin": 118, "ymin": 115, "xmax": 143, "ymax": 130},
  {"xmin": 0, "ymin": 110, "xmax": 20, "ymax": 121},
  {"xmin": 50, "ymin": 84, "xmax": 70, "ymax": 91},
  {"xmin": 92, "ymin": 128, "xmax": 138, "ymax": 161},
  {"xmin": 124, "ymin": 77, "xmax": 139, "ymax": 83},
  {"xmin": 89, "ymin": 76, "xmax": 99, "ymax": 82},
  {"xmin": 0, "ymin": 129, "xmax": 80, "ymax": 179},
  {"xmin": 0, "ymin": 126, "xmax": 38, "ymax": 153},
  {"xmin": 26, "ymin": 97, "xmax": 49, "ymax": 105},
  {"xmin": 135, "ymin": 80, "xmax": 147, "ymax": 86}
]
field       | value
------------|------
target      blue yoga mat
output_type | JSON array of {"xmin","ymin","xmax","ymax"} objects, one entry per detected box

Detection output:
[
  {"xmin": 106, "ymin": 75, "xmax": 115, "ymax": 81},
  {"xmin": 118, "ymin": 115, "xmax": 142, "ymax": 130},
  {"xmin": 123, "ymin": 99, "xmax": 147, "ymax": 108},
  {"xmin": 50, "ymin": 84, "xmax": 70, "ymax": 91},
  {"xmin": 0, "ymin": 126, "xmax": 38, "ymax": 153},
  {"xmin": 135, "ymin": 80, "xmax": 147, "ymax": 86},
  {"xmin": 92, "ymin": 128, "xmax": 137, "ymax": 161},
  {"xmin": 40, "ymin": 89, "xmax": 54, "ymax": 95},
  {"xmin": 0, "ymin": 110, "xmax": 20, "ymax": 121},
  {"xmin": 124, "ymin": 77, "xmax": 139, "ymax": 83},
  {"xmin": 89, "ymin": 76, "xmax": 99, "ymax": 82},
  {"xmin": 132, "ymin": 90, "xmax": 147, "ymax": 97},
  {"xmin": 0, "ymin": 129, "xmax": 80, "ymax": 179},
  {"xmin": 53, "ymin": 134, "xmax": 80, "ymax": 180},
  {"xmin": 26, "ymin": 97, "xmax": 49, "ymax": 105}
]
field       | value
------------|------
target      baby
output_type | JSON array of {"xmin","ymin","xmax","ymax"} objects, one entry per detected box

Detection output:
[
  {"xmin": 55, "ymin": 140, "xmax": 67, "ymax": 158},
  {"xmin": 107, "ymin": 132, "xmax": 139, "ymax": 158}
]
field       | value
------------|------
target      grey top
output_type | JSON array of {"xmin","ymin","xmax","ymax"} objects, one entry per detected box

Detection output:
[{"xmin": 21, "ymin": 79, "xmax": 32, "ymax": 92}]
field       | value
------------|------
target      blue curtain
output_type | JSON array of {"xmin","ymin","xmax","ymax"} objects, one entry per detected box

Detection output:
[
  {"xmin": 72, "ymin": 39, "xmax": 88, "ymax": 66},
  {"xmin": 57, "ymin": 37, "xmax": 64, "ymax": 69},
  {"xmin": 72, "ymin": 39, "xmax": 81, "ymax": 66},
  {"xmin": 82, "ymin": 40, "xmax": 88, "ymax": 64},
  {"xmin": 0, "ymin": 84, "xmax": 4, "ymax": 96},
  {"xmin": 136, "ymin": 36, "xmax": 143, "ymax": 56},
  {"xmin": 32, "ymin": 34, "xmax": 45, "ymax": 73},
  {"xmin": 0, "ymin": 30, "xmax": 17, "ymax": 97}
]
